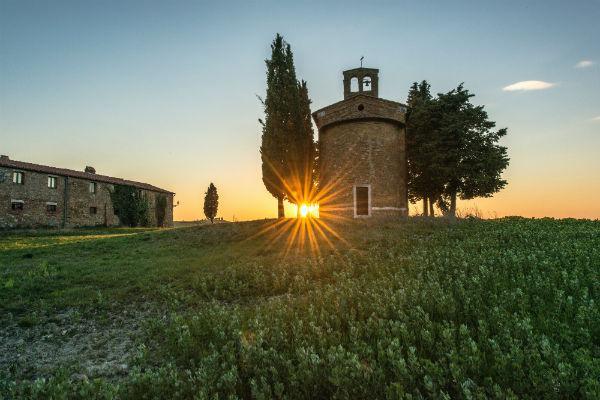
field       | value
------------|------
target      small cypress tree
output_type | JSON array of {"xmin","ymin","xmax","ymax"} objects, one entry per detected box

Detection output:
[{"xmin": 203, "ymin": 183, "xmax": 219, "ymax": 223}]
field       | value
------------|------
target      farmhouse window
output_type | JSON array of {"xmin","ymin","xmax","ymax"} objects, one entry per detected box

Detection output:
[
  {"xmin": 48, "ymin": 176, "xmax": 57, "ymax": 189},
  {"xmin": 11, "ymin": 200, "xmax": 24, "ymax": 211},
  {"xmin": 46, "ymin": 203, "xmax": 57, "ymax": 212},
  {"xmin": 90, "ymin": 206, "xmax": 97, "ymax": 215},
  {"xmin": 89, "ymin": 182, "xmax": 96, "ymax": 193},
  {"xmin": 12, "ymin": 171, "xmax": 24, "ymax": 184}
]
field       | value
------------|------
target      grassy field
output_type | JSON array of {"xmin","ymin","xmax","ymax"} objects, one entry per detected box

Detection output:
[{"xmin": 0, "ymin": 217, "xmax": 598, "ymax": 399}]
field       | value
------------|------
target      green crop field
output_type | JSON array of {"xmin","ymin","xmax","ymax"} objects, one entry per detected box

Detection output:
[{"xmin": 0, "ymin": 218, "xmax": 598, "ymax": 399}]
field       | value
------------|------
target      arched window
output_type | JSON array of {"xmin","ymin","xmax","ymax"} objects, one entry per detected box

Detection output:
[
  {"xmin": 362, "ymin": 76, "xmax": 372, "ymax": 91},
  {"xmin": 350, "ymin": 77, "xmax": 359, "ymax": 92}
]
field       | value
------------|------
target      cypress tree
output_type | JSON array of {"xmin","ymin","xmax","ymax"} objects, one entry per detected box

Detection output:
[
  {"xmin": 203, "ymin": 183, "xmax": 219, "ymax": 223},
  {"xmin": 294, "ymin": 79, "xmax": 316, "ymax": 204},
  {"xmin": 259, "ymin": 34, "xmax": 315, "ymax": 218}
]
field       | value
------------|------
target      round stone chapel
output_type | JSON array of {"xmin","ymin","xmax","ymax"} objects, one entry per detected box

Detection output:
[{"xmin": 312, "ymin": 67, "xmax": 408, "ymax": 218}]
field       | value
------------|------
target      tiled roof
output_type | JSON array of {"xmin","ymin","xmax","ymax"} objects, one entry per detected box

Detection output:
[
  {"xmin": 313, "ymin": 93, "xmax": 405, "ymax": 115},
  {"xmin": 312, "ymin": 94, "xmax": 406, "ymax": 130},
  {"xmin": 0, "ymin": 157, "xmax": 174, "ymax": 194}
]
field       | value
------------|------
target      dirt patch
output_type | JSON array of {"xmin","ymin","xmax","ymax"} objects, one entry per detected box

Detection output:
[{"xmin": 0, "ymin": 305, "xmax": 157, "ymax": 382}]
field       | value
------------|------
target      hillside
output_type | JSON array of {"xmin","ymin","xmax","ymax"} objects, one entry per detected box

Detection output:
[{"xmin": 1, "ymin": 218, "xmax": 598, "ymax": 399}]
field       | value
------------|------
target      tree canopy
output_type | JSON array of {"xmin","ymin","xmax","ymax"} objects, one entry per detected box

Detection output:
[{"xmin": 406, "ymin": 81, "xmax": 509, "ymax": 216}]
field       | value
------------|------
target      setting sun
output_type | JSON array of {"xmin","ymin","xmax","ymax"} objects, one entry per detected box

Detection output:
[
  {"xmin": 299, "ymin": 204, "xmax": 309, "ymax": 217},
  {"xmin": 298, "ymin": 203, "xmax": 319, "ymax": 218}
]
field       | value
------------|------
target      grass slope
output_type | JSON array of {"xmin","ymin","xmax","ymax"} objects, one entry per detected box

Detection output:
[{"xmin": 0, "ymin": 218, "xmax": 598, "ymax": 399}]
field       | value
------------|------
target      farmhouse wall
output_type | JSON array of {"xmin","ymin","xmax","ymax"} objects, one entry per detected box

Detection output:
[{"xmin": 0, "ymin": 159, "xmax": 174, "ymax": 229}]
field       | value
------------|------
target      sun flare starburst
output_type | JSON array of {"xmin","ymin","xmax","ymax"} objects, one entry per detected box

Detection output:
[
  {"xmin": 248, "ymin": 155, "xmax": 359, "ymax": 257},
  {"xmin": 251, "ymin": 141, "xmax": 375, "ymax": 257}
]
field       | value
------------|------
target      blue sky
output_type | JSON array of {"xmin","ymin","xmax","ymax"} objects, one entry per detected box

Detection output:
[{"xmin": 1, "ymin": 0, "xmax": 599, "ymax": 219}]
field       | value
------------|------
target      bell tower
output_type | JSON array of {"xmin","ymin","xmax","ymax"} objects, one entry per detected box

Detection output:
[{"xmin": 343, "ymin": 67, "xmax": 379, "ymax": 99}]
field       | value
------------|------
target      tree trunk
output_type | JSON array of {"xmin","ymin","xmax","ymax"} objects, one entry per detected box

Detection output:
[
  {"xmin": 449, "ymin": 191, "xmax": 457, "ymax": 218},
  {"xmin": 277, "ymin": 197, "xmax": 285, "ymax": 219},
  {"xmin": 429, "ymin": 196, "xmax": 435, "ymax": 217},
  {"xmin": 423, "ymin": 198, "xmax": 429, "ymax": 217}
]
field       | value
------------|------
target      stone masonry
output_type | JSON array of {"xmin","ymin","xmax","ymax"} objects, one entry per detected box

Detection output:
[
  {"xmin": 0, "ymin": 156, "xmax": 174, "ymax": 229},
  {"xmin": 312, "ymin": 67, "xmax": 408, "ymax": 218}
]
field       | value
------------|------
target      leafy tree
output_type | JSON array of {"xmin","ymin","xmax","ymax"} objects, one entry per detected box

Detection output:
[
  {"xmin": 203, "ymin": 183, "xmax": 219, "ymax": 223},
  {"xmin": 405, "ymin": 81, "xmax": 445, "ymax": 216},
  {"xmin": 434, "ymin": 84, "xmax": 509, "ymax": 217},
  {"xmin": 259, "ymin": 34, "xmax": 315, "ymax": 218},
  {"xmin": 110, "ymin": 185, "xmax": 149, "ymax": 227},
  {"xmin": 406, "ymin": 82, "xmax": 509, "ymax": 217}
]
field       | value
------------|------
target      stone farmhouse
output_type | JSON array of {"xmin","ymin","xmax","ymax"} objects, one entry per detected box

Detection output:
[
  {"xmin": 0, "ymin": 155, "xmax": 174, "ymax": 229},
  {"xmin": 313, "ymin": 67, "xmax": 408, "ymax": 218}
]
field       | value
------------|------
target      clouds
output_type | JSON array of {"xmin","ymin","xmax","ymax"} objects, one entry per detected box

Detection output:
[
  {"xmin": 591, "ymin": 116, "xmax": 600, "ymax": 122},
  {"xmin": 503, "ymin": 59, "xmax": 594, "ymax": 93},
  {"xmin": 575, "ymin": 60, "xmax": 594, "ymax": 69},
  {"xmin": 502, "ymin": 80, "xmax": 556, "ymax": 92}
]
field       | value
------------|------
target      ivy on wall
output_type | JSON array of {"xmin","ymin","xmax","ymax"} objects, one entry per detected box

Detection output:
[
  {"xmin": 155, "ymin": 194, "xmax": 167, "ymax": 227},
  {"xmin": 109, "ymin": 185, "xmax": 149, "ymax": 227}
]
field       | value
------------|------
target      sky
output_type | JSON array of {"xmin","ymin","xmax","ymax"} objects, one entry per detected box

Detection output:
[{"xmin": 1, "ymin": 0, "xmax": 599, "ymax": 220}]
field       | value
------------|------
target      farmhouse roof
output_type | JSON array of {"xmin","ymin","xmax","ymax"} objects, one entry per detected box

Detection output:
[{"xmin": 0, "ymin": 155, "xmax": 173, "ymax": 194}]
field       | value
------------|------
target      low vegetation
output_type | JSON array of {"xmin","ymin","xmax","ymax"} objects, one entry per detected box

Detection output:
[{"xmin": 0, "ymin": 218, "xmax": 598, "ymax": 399}]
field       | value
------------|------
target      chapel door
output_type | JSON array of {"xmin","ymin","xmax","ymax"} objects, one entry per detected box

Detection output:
[{"xmin": 355, "ymin": 186, "xmax": 369, "ymax": 216}]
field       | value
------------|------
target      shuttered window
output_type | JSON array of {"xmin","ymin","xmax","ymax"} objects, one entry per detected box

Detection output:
[{"xmin": 12, "ymin": 171, "xmax": 23, "ymax": 184}]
